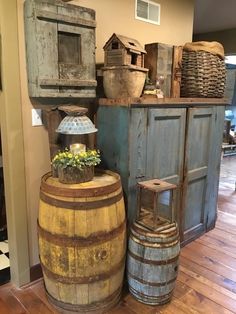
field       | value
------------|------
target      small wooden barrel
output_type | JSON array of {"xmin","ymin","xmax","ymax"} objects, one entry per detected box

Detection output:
[
  {"xmin": 127, "ymin": 222, "xmax": 180, "ymax": 305},
  {"xmin": 38, "ymin": 170, "xmax": 126, "ymax": 313}
]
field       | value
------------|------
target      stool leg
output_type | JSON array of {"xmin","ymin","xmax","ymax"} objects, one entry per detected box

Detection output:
[
  {"xmin": 136, "ymin": 186, "xmax": 142, "ymax": 222},
  {"xmin": 153, "ymin": 193, "xmax": 158, "ymax": 228},
  {"xmin": 170, "ymin": 190, "xmax": 176, "ymax": 223}
]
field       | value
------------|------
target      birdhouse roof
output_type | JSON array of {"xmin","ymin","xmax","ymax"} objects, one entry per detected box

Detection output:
[{"xmin": 103, "ymin": 33, "xmax": 146, "ymax": 54}]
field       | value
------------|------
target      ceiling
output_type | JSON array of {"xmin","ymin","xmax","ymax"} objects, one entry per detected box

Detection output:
[{"xmin": 193, "ymin": 0, "xmax": 236, "ymax": 34}]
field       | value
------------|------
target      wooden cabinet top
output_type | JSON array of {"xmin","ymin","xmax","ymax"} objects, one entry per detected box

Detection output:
[{"xmin": 99, "ymin": 97, "xmax": 229, "ymax": 108}]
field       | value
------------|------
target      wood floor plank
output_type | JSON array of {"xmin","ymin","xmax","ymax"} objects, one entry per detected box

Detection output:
[
  {"xmin": 109, "ymin": 300, "xmax": 137, "ymax": 314},
  {"xmin": 178, "ymin": 289, "xmax": 234, "ymax": 314},
  {"xmin": 187, "ymin": 241, "xmax": 236, "ymax": 270},
  {"xmin": 196, "ymin": 236, "xmax": 236, "ymax": 259},
  {"xmin": 0, "ymin": 289, "xmax": 28, "ymax": 314},
  {"xmin": 180, "ymin": 256, "xmax": 236, "ymax": 293},
  {"xmin": 207, "ymin": 227, "xmax": 236, "ymax": 240},
  {"xmin": 179, "ymin": 266, "xmax": 236, "ymax": 301},
  {"xmin": 0, "ymin": 284, "xmax": 28, "ymax": 314},
  {"xmin": 180, "ymin": 245, "xmax": 236, "ymax": 281},
  {"xmin": 208, "ymin": 228, "xmax": 236, "ymax": 244},
  {"xmin": 156, "ymin": 298, "xmax": 199, "ymax": 314},
  {"xmin": 172, "ymin": 281, "xmax": 193, "ymax": 299},
  {"xmin": 28, "ymin": 279, "xmax": 58, "ymax": 314},
  {"xmin": 178, "ymin": 270, "xmax": 236, "ymax": 313},
  {"xmin": 215, "ymin": 221, "xmax": 236, "ymax": 235},
  {"xmin": 0, "ymin": 298, "xmax": 16, "ymax": 314},
  {"xmin": 121, "ymin": 291, "xmax": 158, "ymax": 314},
  {"xmin": 217, "ymin": 202, "xmax": 236, "ymax": 216},
  {"xmin": 12, "ymin": 287, "xmax": 54, "ymax": 314},
  {"xmin": 217, "ymin": 211, "xmax": 236, "ymax": 227}
]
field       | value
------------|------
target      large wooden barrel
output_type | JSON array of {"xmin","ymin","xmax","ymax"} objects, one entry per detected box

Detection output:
[
  {"xmin": 127, "ymin": 222, "xmax": 180, "ymax": 305},
  {"xmin": 38, "ymin": 170, "xmax": 126, "ymax": 313}
]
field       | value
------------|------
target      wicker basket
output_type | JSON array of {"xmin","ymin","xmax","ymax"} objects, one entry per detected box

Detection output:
[{"xmin": 181, "ymin": 50, "xmax": 226, "ymax": 98}]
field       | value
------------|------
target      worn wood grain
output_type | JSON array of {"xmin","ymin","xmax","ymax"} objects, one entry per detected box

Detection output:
[
  {"xmin": 181, "ymin": 107, "xmax": 213, "ymax": 244},
  {"xmin": 144, "ymin": 43, "xmax": 174, "ymax": 97},
  {"xmin": 178, "ymin": 271, "xmax": 236, "ymax": 313},
  {"xmin": 171, "ymin": 46, "xmax": 183, "ymax": 98},
  {"xmin": 180, "ymin": 255, "xmax": 236, "ymax": 293},
  {"xmin": 178, "ymin": 289, "xmax": 234, "ymax": 314},
  {"xmin": 98, "ymin": 97, "xmax": 229, "ymax": 107},
  {"xmin": 24, "ymin": 0, "xmax": 96, "ymax": 98},
  {"xmin": 11, "ymin": 288, "xmax": 54, "ymax": 314}
]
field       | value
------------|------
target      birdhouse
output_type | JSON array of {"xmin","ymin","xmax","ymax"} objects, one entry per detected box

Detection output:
[{"xmin": 103, "ymin": 33, "xmax": 146, "ymax": 68}]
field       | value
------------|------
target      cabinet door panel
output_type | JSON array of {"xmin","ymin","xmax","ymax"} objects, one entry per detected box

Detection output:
[
  {"xmin": 184, "ymin": 177, "xmax": 206, "ymax": 231},
  {"xmin": 182, "ymin": 107, "xmax": 213, "ymax": 243},
  {"xmin": 146, "ymin": 109, "xmax": 186, "ymax": 181},
  {"xmin": 146, "ymin": 108, "xmax": 186, "ymax": 222}
]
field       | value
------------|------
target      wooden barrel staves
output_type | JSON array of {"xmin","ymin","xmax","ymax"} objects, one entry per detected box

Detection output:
[
  {"xmin": 38, "ymin": 170, "xmax": 126, "ymax": 313},
  {"xmin": 127, "ymin": 222, "xmax": 180, "ymax": 305}
]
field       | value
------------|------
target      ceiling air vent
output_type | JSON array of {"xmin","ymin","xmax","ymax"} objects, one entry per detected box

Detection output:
[{"xmin": 135, "ymin": 0, "xmax": 160, "ymax": 25}]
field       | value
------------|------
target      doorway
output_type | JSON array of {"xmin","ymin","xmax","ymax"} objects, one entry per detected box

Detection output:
[
  {"xmin": 0, "ymin": 136, "xmax": 10, "ymax": 285},
  {"xmin": 0, "ymin": 0, "xmax": 30, "ymax": 286}
]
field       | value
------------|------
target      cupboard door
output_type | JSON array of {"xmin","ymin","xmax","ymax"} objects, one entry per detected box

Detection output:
[
  {"xmin": 146, "ymin": 108, "xmax": 186, "ymax": 222},
  {"xmin": 182, "ymin": 107, "xmax": 213, "ymax": 243}
]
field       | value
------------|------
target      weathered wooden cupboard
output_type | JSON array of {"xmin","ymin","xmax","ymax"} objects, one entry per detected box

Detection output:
[{"xmin": 97, "ymin": 98, "xmax": 227, "ymax": 245}]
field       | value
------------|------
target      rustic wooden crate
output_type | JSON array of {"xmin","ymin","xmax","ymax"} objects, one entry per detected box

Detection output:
[
  {"xmin": 24, "ymin": 0, "xmax": 97, "ymax": 98},
  {"xmin": 144, "ymin": 43, "xmax": 174, "ymax": 97},
  {"xmin": 171, "ymin": 46, "xmax": 183, "ymax": 98}
]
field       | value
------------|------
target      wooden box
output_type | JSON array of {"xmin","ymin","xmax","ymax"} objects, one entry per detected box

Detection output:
[
  {"xmin": 144, "ymin": 43, "xmax": 175, "ymax": 97},
  {"xmin": 24, "ymin": 0, "xmax": 97, "ymax": 98}
]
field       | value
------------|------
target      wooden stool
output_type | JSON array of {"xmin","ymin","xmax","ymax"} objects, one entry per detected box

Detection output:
[{"xmin": 136, "ymin": 178, "xmax": 177, "ymax": 231}]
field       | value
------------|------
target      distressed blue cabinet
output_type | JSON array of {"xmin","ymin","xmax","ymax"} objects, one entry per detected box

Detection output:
[{"xmin": 97, "ymin": 98, "xmax": 226, "ymax": 245}]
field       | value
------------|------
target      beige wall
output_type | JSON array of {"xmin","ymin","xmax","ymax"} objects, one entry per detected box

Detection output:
[
  {"xmin": 17, "ymin": 0, "xmax": 51, "ymax": 266},
  {"xmin": 16, "ymin": 0, "xmax": 194, "ymax": 266},
  {"xmin": 73, "ymin": 0, "xmax": 194, "ymax": 63},
  {"xmin": 194, "ymin": 29, "xmax": 236, "ymax": 54}
]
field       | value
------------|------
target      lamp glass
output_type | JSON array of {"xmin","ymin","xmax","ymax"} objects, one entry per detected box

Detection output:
[{"xmin": 56, "ymin": 115, "xmax": 98, "ymax": 135}]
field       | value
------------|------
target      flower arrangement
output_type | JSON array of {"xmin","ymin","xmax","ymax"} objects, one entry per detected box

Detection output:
[
  {"xmin": 52, "ymin": 148, "xmax": 101, "ymax": 170},
  {"xmin": 51, "ymin": 148, "xmax": 101, "ymax": 184}
]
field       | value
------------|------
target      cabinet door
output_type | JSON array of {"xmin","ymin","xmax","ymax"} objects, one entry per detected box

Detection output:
[
  {"xmin": 182, "ymin": 107, "xmax": 213, "ymax": 244},
  {"xmin": 146, "ymin": 108, "xmax": 186, "ymax": 222}
]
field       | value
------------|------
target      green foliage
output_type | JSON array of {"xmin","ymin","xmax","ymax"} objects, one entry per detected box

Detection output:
[{"xmin": 52, "ymin": 148, "xmax": 101, "ymax": 170}]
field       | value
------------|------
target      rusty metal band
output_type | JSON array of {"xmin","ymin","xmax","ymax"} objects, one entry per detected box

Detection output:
[
  {"xmin": 41, "ymin": 255, "xmax": 125, "ymax": 284},
  {"xmin": 38, "ymin": 219, "xmax": 126, "ymax": 247},
  {"xmin": 127, "ymin": 271, "xmax": 177, "ymax": 287},
  {"xmin": 129, "ymin": 233, "xmax": 180, "ymax": 248},
  {"xmin": 128, "ymin": 249, "xmax": 179, "ymax": 265},
  {"xmin": 40, "ymin": 190, "xmax": 123, "ymax": 210},
  {"xmin": 45, "ymin": 286, "xmax": 121, "ymax": 313},
  {"xmin": 40, "ymin": 170, "xmax": 121, "ymax": 197},
  {"xmin": 129, "ymin": 285, "xmax": 173, "ymax": 302}
]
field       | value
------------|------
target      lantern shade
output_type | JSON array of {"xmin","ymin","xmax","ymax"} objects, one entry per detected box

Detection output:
[{"xmin": 56, "ymin": 115, "xmax": 97, "ymax": 135}]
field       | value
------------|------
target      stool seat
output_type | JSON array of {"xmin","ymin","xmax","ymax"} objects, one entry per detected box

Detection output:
[{"xmin": 138, "ymin": 179, "xmax": 176, "ymax": 193}]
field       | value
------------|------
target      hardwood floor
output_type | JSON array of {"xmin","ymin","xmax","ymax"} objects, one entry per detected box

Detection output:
[{"xmin": 0, "ymin": 156, "xmax": 236, "ymax": 313}]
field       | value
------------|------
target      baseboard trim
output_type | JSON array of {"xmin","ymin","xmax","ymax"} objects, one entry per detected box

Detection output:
[{"xmin": 30, "ymin": 263, "xmax": 42, "ymax": 282}]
